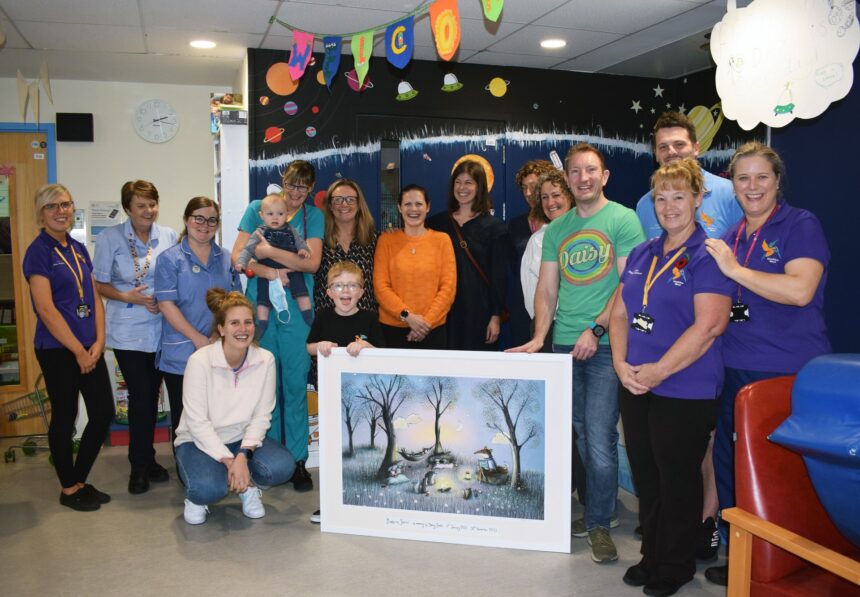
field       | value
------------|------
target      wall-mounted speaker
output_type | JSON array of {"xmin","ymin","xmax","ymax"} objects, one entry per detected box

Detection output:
[{"xmin": 56, "ymin": 113, "xmax": 94, "ymax": 142}]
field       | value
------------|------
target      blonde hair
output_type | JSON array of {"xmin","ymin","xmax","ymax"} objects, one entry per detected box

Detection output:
[
  {"xmin": 326, "ymin": 260, "xmax": 365, "ymax": 286},
  {"xmin": 323, "ymin": 179, "xmax": 376, "ymax": 249},
  {"xmin": 728, "ymin": 141, "xmax": 785, "ymax": 180},
  {"xmin": 34, "ymin": 184, "xmax": 73, "ymax": 225},
  {"xmin": 206, "ymin": 289, "xmax": 254, "ymax": 337},
  {"xmin": 261, "ymin": 193, "xmax": 288, "ymax": 210},
  {"xmin": 650, "ymin": 158, "xmax": 706, "ymax": 197}
]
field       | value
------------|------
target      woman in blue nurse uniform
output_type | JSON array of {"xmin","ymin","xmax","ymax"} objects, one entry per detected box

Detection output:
[
  {"xmin": 155, "ymin": 197, "xmax": 239, "ymax": 438},
  {"xmin": 231, "ymin": 161, "xmax": 322, "ymax": 492}
]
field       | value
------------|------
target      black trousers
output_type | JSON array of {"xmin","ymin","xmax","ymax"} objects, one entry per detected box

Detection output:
[
  {"xmin": 161, "ymin": 371, "xmax": 184, "ymax": 439},
  {"xmin": 620, "ymin": 388, "xmax": 716, "ymax": 582},
  {"xmin": 381, "ymin": 323, "xmax": 447, "ymax": 349},
  {"xmin": 36, "ymin": 348, "xmax": 114, "ymax": 489},
  {"xmin": 114, "ymin": 350, "xmax": 162, "ymax": 470}
]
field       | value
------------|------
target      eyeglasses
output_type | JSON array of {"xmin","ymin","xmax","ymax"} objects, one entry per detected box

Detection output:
[
  {"xmin": 284, "ymin": 183, "xmax": 310, "ymax": 194},
  {"xmin": 331, "ymin": 196, "xmax": 358, "ymax": 206},
  {"xmin": 43, "ymin": 201, "xmax": 74, "ymax": 212},
  {"xmin": 329, "ymin": 282, "xmax": 362, "ymax": 292},
  {"xmin": 189, "ymin": 215, "xmax": 220, "ymax": 226}
]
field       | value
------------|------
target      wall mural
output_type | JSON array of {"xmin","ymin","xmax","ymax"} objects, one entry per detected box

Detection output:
[{"xmin": 248, "ymin": 48, "xmax": 764, "ymax": 225}]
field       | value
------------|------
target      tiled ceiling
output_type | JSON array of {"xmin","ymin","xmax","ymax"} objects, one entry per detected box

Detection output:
[{"xmin": 0, "ymin": 0, "xmax": 750, "ymax": 85}]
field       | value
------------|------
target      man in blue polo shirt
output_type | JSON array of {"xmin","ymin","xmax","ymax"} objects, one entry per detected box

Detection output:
[{"xmin": 635, "ymin": 111, "xmax": 742, "ymax": 562}]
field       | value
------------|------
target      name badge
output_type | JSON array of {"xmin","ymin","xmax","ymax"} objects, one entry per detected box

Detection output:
[
  {"xmin": 77, "ymin": 303, "xmax": 92, "ymax": 319},
  {"xmin": 730, "ymin": 302, "xmax": 750, "ymax": 323},
  {"xmin": 631, "ymin": 312, "xmax": 654, "ymax": 334},
  {"xmin": 191, "ymin": 264, "xmax": 201, "ymax": 273}
]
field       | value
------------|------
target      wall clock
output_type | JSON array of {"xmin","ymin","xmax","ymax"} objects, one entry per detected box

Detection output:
[{"xmin": 133, "ymin": 99, "xmax": 179, "ymax": 143}]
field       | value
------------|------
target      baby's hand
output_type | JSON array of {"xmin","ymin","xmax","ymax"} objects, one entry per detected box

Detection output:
[
  {"xmin": 317, "ymin": 341, "xmax": 336, "ymax": 357},
  {"xmin": 298, "ymin": 248, "xmax": 311, "ymax": 259}
]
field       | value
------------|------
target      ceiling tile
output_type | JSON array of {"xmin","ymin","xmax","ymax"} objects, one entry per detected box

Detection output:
[
  {"xmin": 487, "ymin": 25, "xmax": 621, "ymax": 59},
  {"xmin": 535, "ymin": 0, "xmax": 698, "ymax": 35},
  {"xmin": 1, "ymin": 0, "xmax": 140, "ymax": 26},
  {"xmin": 141, "ymin": 0, "xmax": 280, "ymax": 35},
  {"xmin": 145, "ymin": 29, "xmax": 262, "ymax": 59},
  {"xmin": 15, "ymin": 21, "xmax": 146, "ymax": 53},
  {"xmin": 464, "ymin": 51, "xmax": 571, "ymax": 69},
  {"xmin": 0, "ymin": 17, "xmax": 31, "ymax": 49},
  {"xmin": 457, "ymin": 0, "xmax": 571, "ymax": 24}
]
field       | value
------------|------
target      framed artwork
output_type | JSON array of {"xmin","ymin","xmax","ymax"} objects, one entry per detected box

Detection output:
[{"xmin": 318, "ymin": 348, "xmax": 572, "ymax": 552}]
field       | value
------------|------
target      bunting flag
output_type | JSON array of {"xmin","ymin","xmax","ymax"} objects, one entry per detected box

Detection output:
[
  {"xmin": 288, "ymin": 31, "xmax": 315, "ymax": 80},
  {"xmin": 351, "ymin": 30, "xmax": 374, "ymax": 88},
  {"xmin": 385, "ymin": 16, "xmax": 414, "ymax": 69},
  {"xmin": 429, "ymin": 0, "xmax": 461, "ymax": 61},
  {"xmin": 322, "ymin": 36, "xmax": 342, "ymax": 89},
  {"xmin": 482, "ymin": 0, "xmax": 504, "ymax": 22}
]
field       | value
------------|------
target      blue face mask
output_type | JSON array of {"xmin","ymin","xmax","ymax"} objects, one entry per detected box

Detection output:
[{"xmin": 268, "ymin": 278, "xmax": 291, "ymax": 324}]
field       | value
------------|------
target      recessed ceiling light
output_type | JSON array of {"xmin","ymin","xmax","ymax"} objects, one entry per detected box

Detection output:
[
  {"xmin": 540, "ymin": 39, "xmax": 566, "ymax": 49},
  {"xmin": 190, "ymin": 40, "xmax": 216, "ymax": 49}
]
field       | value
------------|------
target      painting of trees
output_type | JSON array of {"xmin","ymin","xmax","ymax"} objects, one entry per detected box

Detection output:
[
  {"xmin": 356, "ymin": 374, "xmax": 412, "ymax": 479},
  {"xmin": 422, "ymin": 377, "xmax": 458, "ymax": 456},
  {"xmin": 363, "ymin": 401, "xmax": 382, "ymax": 449},
  {"xmin": 341, "ymin": 381, "xmax": 360, "ymax": 457},
  {"xmin": 476, "ymin": 379, "xmax": 543, "ymax": 489}
]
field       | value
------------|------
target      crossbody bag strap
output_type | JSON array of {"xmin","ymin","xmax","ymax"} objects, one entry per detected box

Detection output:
[{"xmin": 449, "ymin": 214, "xmax": 491, "ymax": 287}]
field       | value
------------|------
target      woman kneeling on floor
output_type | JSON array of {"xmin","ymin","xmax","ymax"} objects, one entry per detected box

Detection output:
[{"xmin": 174, "ymin": 289, "xmax": 296, "ymax": 524}]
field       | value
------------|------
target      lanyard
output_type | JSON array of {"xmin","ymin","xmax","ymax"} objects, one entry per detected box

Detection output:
[
  {"xmin": 641, "ymin": 245, "xmax": 687, "ymax": 311},
  {"xmin": 54, "ymin": 244, "xmax": 86, "ymax": 302},
  {"xmin": 730, "ymin": 203, "xmax": 780, "ymax": 300},
  {"xmin": 127, "ymin": 233, "xmax": 153, "ymax": 286}
]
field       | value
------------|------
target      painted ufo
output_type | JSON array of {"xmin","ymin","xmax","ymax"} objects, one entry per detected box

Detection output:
[
  {"xmin": 396, "ymin": 81, "xmax": 419, "ymax": 101},
  {"xmin": 441, "ymin": 73, "xmax": 463, "ymax": 92}
]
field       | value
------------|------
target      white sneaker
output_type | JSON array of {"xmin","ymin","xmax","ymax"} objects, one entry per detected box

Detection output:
[
  {"xmin": 239, "ymin": 487, "xmax": 265, "ymax": 519},
  {"xmin": 310, "ymin": 509, "xmax": 321, "ymax": 524},
  {"xmin": 184, "ymin": 499, "xmax": 209, "ymax": 525}
]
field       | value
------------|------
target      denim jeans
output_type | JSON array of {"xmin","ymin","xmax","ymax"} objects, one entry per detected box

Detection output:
[
  {"xmin": 175, "ymin": 437, "xmax": 296, "ymax": 505},
  {"xmin": 554, "ymin": 343, "xmax": 619, "ymax": 531}
]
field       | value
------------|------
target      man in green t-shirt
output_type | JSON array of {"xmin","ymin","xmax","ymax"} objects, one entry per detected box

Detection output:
[{"xmin": 510, "ymin": 143, "xmax": 645, "ymax": 564}]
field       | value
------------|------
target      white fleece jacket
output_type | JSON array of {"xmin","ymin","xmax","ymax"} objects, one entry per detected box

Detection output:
[{"xmin": 174, "ymin": 342, "xmax": 276, "ymax": 462}]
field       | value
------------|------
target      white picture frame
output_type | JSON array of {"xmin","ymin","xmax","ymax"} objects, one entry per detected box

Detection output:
[{"xmin": 318, "ymin": 348, "xmax": 572, "ymax": 553}]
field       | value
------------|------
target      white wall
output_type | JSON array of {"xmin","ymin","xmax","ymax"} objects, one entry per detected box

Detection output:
[{"xmin": 0, "ymin": 78, "xmax": 229, "ymax": 233}]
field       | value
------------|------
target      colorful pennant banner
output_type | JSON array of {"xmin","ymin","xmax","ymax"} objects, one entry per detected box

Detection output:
[
  {"xmin": 351, "ymin": 30, "xmax": 374, "ymax": 88},
  {"xmin": 288, "ymin": 31, "xmax": 315, "ymax": 80},
  {"xmin": 430, "ymin": 0, "xmax": 461, "ymax": 62},
  {"xmin": 385, "ymin": 16, "xmax": 414, "ymax": 70},
  {"xmin": 482, "ymin": 0, "xmax": 504, "ymax": 22},
  {"xmin": 322, "ymin": 36, "xmax": 342, "ymax": 89}
]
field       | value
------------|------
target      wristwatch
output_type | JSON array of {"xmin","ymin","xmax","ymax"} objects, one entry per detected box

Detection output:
[
  {"xmin": 238, "ymin": 448, "xmax": 253, "ymax": 460},
  {"xmin": 590, "ymin": 322, "xmax": 606, "ymax": 338},
  {"xmin": 400, "ymin": 309, "xmax": 410, "ymax": 321}
]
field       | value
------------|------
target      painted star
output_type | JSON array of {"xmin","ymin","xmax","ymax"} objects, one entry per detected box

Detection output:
[
  {"xmin": 678, "ymin": 104, "xmax": 686, "ymax": 114},
  {"xmin": 653, "ymin": 84, "xmax": 664, "ymax": 97},
  {"xmin": 666, "ymin": 102, "xmax": 672, "ymax": 109},
  {"xmin": 650, "ymin": 107, "xmax": 656, "ymax": 114},
  {"xmin": 683, "ymin": 77, "xmax": 688, "ymax": 84},
  {"xmin": 631, "ymin": 100, "xmax": 642, "ymax": 114}
]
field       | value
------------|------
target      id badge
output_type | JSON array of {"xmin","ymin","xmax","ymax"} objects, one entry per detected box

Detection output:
[
  {"xmin": 76, "ymin": 303, "xmax": 92, "ymax": 319},
  {"xmin": 631, "ymin": 312, "xmax": 654, "ymax": 334},
  {"xmin": 730, "ymin": 302, "xmax": 750, "ymax": 323}
]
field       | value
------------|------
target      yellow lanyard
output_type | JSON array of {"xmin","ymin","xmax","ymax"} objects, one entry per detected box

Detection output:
[
  {"xmin": 641, "ymin": 246, "xmax": 686, "ymax": 311},
  {"xmin": 54, "ymin": 245, "xmax": 86, "ymax": 302}
]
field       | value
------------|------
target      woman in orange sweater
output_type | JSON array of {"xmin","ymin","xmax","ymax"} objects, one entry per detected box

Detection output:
[{"xmin": 374, "ymin": 185, "xmax": 456, "ymax": 349}]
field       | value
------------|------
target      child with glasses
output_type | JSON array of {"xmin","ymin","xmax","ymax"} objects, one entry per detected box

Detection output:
[{"xmin": 236, "ymin": 193, "xmax": 313, "ymax": 334}]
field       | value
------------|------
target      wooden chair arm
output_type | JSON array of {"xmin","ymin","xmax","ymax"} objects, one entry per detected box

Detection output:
[{"xmin": 723, "ymin": 507, "xmax": 860, "ymax": 596}]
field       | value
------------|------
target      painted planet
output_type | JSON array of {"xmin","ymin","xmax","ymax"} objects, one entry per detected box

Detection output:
[
  {"xmin": 305, "ymin": 126, "xmax": 317, "ymax": 138},
  {"xmin": 259, "ymin": 95, "xmax": 270, "ymax": 106},
  {"xmin": 266, "ymin": 62, "xmax": 299, "ymax": 96},
  {"xmin": 687, "ymin": 103, "xmax": 724, "ymax": 153},
  {"xmin": 314, "ymin": 190, "xmax": 327, "ymax": 209},
  {"xmin": 452, "ymin": 154, "xmax": 495, "ymax": 191},
  {"xmin": 264, "ymin": 126, "xmax": 284, "ymax": 144},
  {"xmin": 311, "ymin": 105, "xmax": 319, "ymax": 114},
  {"xmin": 486, "ymin": 77, "xmax": 510, "ymax": 98},
  {"xmin": 284, "ymin": 101, "xmax": 298, "ymax": 115},
  {"xmin": 345, "ymin": 69, "xmax": 374, "ymax": 92},
  {"xmin": 316, "ymin": 70, "xmax": 326, "ymax": 85}
]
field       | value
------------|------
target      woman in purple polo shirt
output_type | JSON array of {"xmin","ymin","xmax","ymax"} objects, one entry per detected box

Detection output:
[
  {"xmin": 609, "ymin": 159, "xmax": 733, "ymax": 596},
  {"xmin": 702, "ymin": 142, "xmax": 831, "ymax": 586},
  {"xmin": 23, "ymin": 184, "xmax": 115, "ymax": 512}
]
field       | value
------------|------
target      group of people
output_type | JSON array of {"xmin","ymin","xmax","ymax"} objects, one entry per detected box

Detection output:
[{"xmin": 22, "ymin": 111, "xmax": 830, "ymax": 594}]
